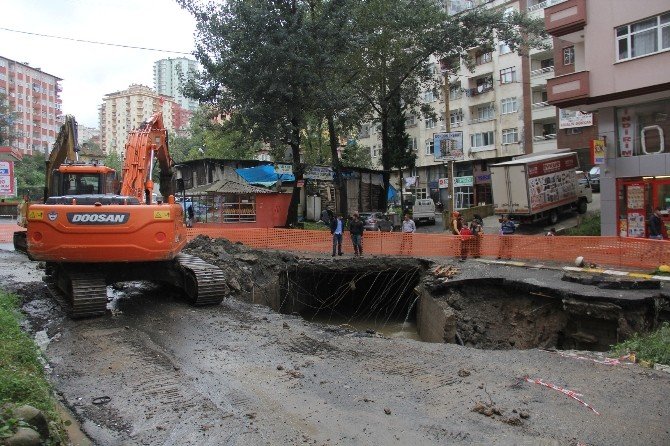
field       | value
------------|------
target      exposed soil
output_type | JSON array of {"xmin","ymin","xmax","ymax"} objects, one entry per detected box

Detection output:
[{"xmin": 1, "ymin": 238, "xmax": 670, "ymax": 446}]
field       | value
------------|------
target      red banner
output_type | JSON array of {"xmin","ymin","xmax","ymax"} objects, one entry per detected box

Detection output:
[{"xmin": 527, "ymin": 154, "xmax": 578, "ymax": 178}]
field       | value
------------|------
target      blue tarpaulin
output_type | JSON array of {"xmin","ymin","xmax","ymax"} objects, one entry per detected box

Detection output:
[
  {"xmin": 235, "ymin": 165, "xmax": 295, "ymax": 187},
  {"xmin": 387, "ymin": 184, "xmax": 397, "ymax": 202}
]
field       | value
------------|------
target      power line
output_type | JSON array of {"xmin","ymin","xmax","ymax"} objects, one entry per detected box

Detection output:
[{"xmin": 0, "ymin": 26, "xmax": 192, "ymax": 55}]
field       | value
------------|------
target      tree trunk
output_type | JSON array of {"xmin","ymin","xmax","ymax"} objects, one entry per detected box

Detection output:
[
  {"xmin": 285, "ymin": 118, "xmax": 302, "ymax": 227},
  {"xmin": 379, "ymin": 107, "xmax": 391, "ymax": 211},
  {"xmin": 327, "ymin": 114, "xmax": 347, "ymax": 215}
]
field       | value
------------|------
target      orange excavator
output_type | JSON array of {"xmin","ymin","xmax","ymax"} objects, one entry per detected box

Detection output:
[{"xmin": 16, "ymin": 113, "xmax": 225, "ymax": 317}]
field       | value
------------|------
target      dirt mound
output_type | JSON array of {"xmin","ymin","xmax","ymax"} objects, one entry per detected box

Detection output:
[{"xmin": 183, "ymin": 235, "xmax": 300, "ymax": 300}]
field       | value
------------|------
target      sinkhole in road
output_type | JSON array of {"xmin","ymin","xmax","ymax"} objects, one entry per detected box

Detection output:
[
  {"xmin": 275, "ymin": 260, "xmax": 656, "ymax": 351},
  {"xmin": 278, "ymin": 260, "xmax": 424, "ymax": 339}
]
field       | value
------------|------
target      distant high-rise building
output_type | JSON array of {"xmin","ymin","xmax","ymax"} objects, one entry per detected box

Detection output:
[
  {"xmin": 99, "ymin": 84, "xmax": 182, "ymax": 155},
  {"xmin": 0, "ymin": 55, "xmax": 63, "ymax": 155},
  {"xmin": 153, "ymin": 58, "xmax": 199, "ymax": 112},
  {"xmin": 77, "ymin": 124, "xmax": 100, "ymax": 145}
]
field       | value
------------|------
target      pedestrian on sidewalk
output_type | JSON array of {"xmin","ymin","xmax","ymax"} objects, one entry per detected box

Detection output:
[
  {"xmin": 400, "ymin": 213, "xmax": 416, "ymax": 255},
  {"xmin": 451, "ymin": 211, "xmax": 462, "ymax": 235},
  {"xmin": 497, "ymin": 215, "xmax": 515, "ymax": 260},
  {"xmin": 469, "ymin": 214, "xmax": 483, "ymax": 258},
  {"xmin": 330, "ymin": 214, "xmax": 344, "ymax": 256},
  {"xmin": 649, "ymin": 208, "xmax": 665, "ymax": 240},
  {"xmin": 349, "ymin": 212, "xmax": 365, "ymax": 256},
  {"xmin": 459, "ymin": 224, "xmax": 473, "ymax": 261}
]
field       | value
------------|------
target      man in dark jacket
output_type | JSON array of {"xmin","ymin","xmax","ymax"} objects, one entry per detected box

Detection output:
[
  {"xmin": 349, "ymin": 213, "xmax": 365, "ymax": 256},
  {"xmin": 649, "ymin": 208, "xmax": 664, "ymax": 240}
]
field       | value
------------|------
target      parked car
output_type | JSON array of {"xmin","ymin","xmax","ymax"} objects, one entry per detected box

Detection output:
[
  {"xmin": 588, "ymin": 166, "xmax": 600, "ymax": 192},
  {"xmin": 359, "ymin": 212, "xmax": 393, "ymax": 231}
]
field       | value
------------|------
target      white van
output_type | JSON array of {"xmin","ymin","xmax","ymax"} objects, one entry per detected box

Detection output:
[{"xmin": 411, "ymin": 198, "xmax": 436, "ymax": 224}]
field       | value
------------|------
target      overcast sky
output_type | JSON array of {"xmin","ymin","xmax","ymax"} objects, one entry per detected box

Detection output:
[{"xmin": 1, "ymin": 0, "xmax": 198, "ymax": 128}]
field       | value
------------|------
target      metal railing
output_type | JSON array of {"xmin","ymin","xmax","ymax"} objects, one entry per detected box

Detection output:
[
  {"xmin": 530, "ymin": 66, "xmax": 555, "ymax": 77},
  {"xmin": 528, "ymin": 0, "xmax": 567, "ymax": 12}
]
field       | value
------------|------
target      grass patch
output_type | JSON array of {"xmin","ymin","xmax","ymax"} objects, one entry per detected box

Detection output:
[
  {"xmin": 0, "ymin": 290, "xmax": 66, "ymax": 443},
  {"xmin": 564, "ymin": 212, "xmax": 601, "ymax": 236},
  {"xmin": 302, "ymin": 221, "xmax": 330, "ymax": 231},
  {"xmin": 611, "ymin": 322, "xmax": 670, "ymax": 366}
]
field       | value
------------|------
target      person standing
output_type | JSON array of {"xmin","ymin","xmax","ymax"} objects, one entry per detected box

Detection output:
[
  {"xmin": 649, "ymin": 208, "xmax": 664, "ymax": 240},
  {"xmin": 469, "ymin": 214, "xmax": 484, "ymax": 258},
  {"xmin": 330, "ymin": 214, "xmax": 344, "ymax": 256},
  {"xmin": 450, "ymin": 211, "xmax": 462, "ymax": 235},
  {"xmin": 459, "ymin": 224, "xmax": 473, "ymax": 261},
  {"xmin": 497, "ymin": 215, "xmax": 515, "ymax": 260},
  {"xmin": 186, "ymin": 204, "xmax": 194, "ymax": 228},
  {"xmin": 400, "ymin": 213, "xmax": 416, "ymax": 255},
  {"xmin": 349, "ymin": 212, "xmax": 365, "ymax": 256}
]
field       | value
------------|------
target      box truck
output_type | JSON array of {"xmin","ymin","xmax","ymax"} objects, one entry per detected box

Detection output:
[{"xmin": 490, "ymin": 152, "xmax": 592, "ymax": 225}]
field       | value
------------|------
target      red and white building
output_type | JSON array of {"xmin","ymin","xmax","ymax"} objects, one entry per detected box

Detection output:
[
  {"xmin": 545, "ymin": 0, "xmax": 670, "ymax": 237},
  {"xmin": 0, "ymin": 55, "xmax": 63, "ymax": 155}
]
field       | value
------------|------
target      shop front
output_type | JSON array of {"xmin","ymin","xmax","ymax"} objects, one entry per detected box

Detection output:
[{"xmin": 616, "ymin": 177, "xmax": 670, "ymax": 238}]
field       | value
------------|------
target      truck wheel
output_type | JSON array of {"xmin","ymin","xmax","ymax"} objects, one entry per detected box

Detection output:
[
  {"xmin": 549, "ymin": 210, "xmax": 559, "ymax": 225},
  {"xmin": 577, "ymin": 199, "xmax": 588, "ymax": 214}
]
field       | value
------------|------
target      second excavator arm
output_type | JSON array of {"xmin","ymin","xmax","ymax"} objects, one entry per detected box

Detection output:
[{"xmin": 119, "ymin": 112, "xmax": 175, "ymax": 204}]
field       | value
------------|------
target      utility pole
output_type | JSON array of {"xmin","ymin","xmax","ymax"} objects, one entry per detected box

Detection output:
[{"xmin": 440, "ymin": 61, "xmax": 455, "ymax": 219}]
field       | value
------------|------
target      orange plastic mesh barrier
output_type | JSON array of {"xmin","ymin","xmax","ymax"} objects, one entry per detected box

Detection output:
[
  {"xmin": 0, "ymin": 223, "xmax": 22, "ymax": 244},
  {"xmin": 186, "ymin": 227, "xmax": 670, "ymax": 270}
]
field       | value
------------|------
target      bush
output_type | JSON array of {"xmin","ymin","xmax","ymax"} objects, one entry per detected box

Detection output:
[
  {"xmin": 564, "ymin": 212, "xmax": 601, "ymax": 236},
  {"xmin": 611, "ymin": 322, "xmax": 670, "ymax": 366},
  {"xmin": 0, "ymin": 291, "xmax": 66, "ymax": 443}
]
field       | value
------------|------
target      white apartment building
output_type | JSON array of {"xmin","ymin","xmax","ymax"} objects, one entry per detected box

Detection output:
[
  {"xmin": 76, "ymin": 124, "xmax": 100, "ymax": 145},
  {"xmin": 357, "ymin": 0, "xmax": 580, "ymax": 209},
  {"xmin": 99, "ymin": 84, "xmax": 177, "ymax": 155},
  {"xmin": 153, "ymin": 58, "xmax": 199, "ymax": 112}
]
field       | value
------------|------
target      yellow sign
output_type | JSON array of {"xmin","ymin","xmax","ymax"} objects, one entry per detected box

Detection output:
[
  {"xmin": 28, "ymin": 210, "xmax": 43, "ymax": 220},
  {"xmin": 153, "ymin": 211, "xmax": 171, "ymax": 220}
]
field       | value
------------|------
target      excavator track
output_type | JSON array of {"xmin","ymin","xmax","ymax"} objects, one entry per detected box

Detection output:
[
  {"xmin": 44, "ymin": 266, "xmax": 108, "ymax": 318},
  {"xmin": 175, "ymin": 253, "xmax": 226, "ymax": 306}
]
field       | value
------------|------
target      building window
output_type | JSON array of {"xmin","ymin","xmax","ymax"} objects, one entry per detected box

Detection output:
[
  {"xmin": 475, "ymin": 105, "xmax": 495, "ymax": 122},
  {"xmin": 449, "ymin": 84, "xmax": 462, "ymax": 100},
  {"xmin": 563, "ymin": 46, "xmax": 575, "ymax": 65},
  {"xmin": 499, "ymin": 42, "xmax": 511, "ymax": 55},
  {"xmin": 501, "ymin": 97, "xmax": 518, "ymax": 114},
  {"xmin": 502, "ymin": 128, "xmax": 519, "ymax": 144},
  {"xmin": 424, "ymin": 90, "xmax": 436, "ymax": 102},
  {"xmin": 406, "ymin": 115, "xmax": 416, "ymax": 126},
  {"xmin": 475, "ymin": 52, "xmax": 492, "ymax": 65},
  {"xmin": 617, "ymin": 12, "xmax": 670, "ymax": 61},
  {"xmin": 425, "ymin": 117, "xmax": 436, "ymax": 129},
  {"xmin": 371, "ymin": 145, "xmax": 380, "ymax": 158},
  {"xmin": 425, "ymin": 139, "xmax": 434, "ymax": 155},
  {"xmin": 471, "ymin": 131, "xmax": 494, "ymax": 148},
  {"xmin": 409, "ymin": 137, "xmax": 417, "ymax": 151},
  {"xmin": 450, "ymin": 109, "xmax": 463, "ymax": 127},
  {"xmin": 499, "ymin": 67, "xmax": 517, "ymax": 84}
]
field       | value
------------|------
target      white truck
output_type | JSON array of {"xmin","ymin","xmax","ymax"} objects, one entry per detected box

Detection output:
[
  {"xmin": 490, "ymin": 152, "xmax": 592, "ymax": 225},
  {"xmin": 402, "ymin": 195, "xmax": 436, "ymax": 225}
]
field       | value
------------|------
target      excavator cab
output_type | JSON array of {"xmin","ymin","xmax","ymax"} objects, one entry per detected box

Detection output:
[{"xmin": 49, "ymin": 165, "xmax": 117, "ymax": 197}]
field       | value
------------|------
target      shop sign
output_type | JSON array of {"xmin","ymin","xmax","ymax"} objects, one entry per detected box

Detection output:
[
  {"xmin": 618, "ymin": 108, "xmax": 635, "ymax": 157},
  {"xmin": 475, "ymin": 173, "xmax": 491, "ymax": 184},
  {"xmin": 454, "ymin": 176, "xmax": 474, "ymax": 187},
  {"xmin": 304, "ymin": 166, "xmax": 333, "ymax": 180},
  {"xmin": 559, "ymin": 109, "xmax": 593, "ymax": 129},
  {"xmin": 274, "ymin": 163, "xmax": 293, "ymax": 175},
  {"xmin": 590, "ymin": 139, "xmax": 606, "ymax": 165},
  {"xmin": 438, "ymin": 177, "xmax": 449, "ymax": 189}
]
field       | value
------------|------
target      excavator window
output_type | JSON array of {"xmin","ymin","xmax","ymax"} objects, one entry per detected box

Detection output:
[{"xmin": 61, "ymin": 174, "xmax": 101, "ymax": 195}]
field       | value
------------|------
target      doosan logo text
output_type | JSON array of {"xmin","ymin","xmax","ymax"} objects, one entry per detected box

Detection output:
[{"xmin": 67, "ymin": 213, "xmax": 130, "ymax": 225}]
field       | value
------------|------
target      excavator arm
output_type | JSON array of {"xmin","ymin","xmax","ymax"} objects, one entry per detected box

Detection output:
[
  {"xmin": 45, "ymin": 115, "xmax": 79, "ymax": 201},
  {"xmin": 120, "ymin": 113, "xmax": 175, "ymax": 204}
]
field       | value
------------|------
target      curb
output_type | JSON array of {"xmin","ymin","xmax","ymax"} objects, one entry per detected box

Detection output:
[{"xmin": 474, "ymin": 258, "xmax": 670, "ymax": 282}]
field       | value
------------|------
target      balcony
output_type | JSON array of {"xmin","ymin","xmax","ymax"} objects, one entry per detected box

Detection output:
[
  {"xmin": 547, "ymin": 70, "xmax": 589, "ymax": 107},
  {"xmin": 531, "ymin": 102, "xmax": 556, "ymax": 120},
  {"xmin": 544, "ymin": 0, "xmax": 586, "ymax": 38},
  {"xmin": 530, "ymin": 66, "xmax": 554, "ymax": 80},
  {"xmin": 528, "ymin": 0, "xmax": 567, "ymax": 12}
]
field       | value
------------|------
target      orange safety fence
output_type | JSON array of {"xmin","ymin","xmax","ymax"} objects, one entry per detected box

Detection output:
[
  {"xmin": 3, "ymin": 223, "xmax": 668, "ymax": 270},
  {"xmin": 186, "ymin": 228, "xmax": 670, "ymax": 270}
]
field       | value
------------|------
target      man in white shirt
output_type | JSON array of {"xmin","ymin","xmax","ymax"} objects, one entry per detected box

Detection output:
[
  {"xmin": 400, "ymin": 214, "xmax": 415, "ymax": 255},
  {"xmin": 330, "ymin": 214, "xmax": 344, "ymax": 256}
]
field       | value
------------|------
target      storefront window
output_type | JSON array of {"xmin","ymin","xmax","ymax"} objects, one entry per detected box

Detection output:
[
  {"xmin": 617, "ymin": 178, "xmax": 670, "ymax": 238},
  {"xmin": 616, "ymin": 100, "xmax": 670, "ymax": 157}
]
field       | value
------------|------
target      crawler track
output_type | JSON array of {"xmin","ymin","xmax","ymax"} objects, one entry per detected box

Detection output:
[
  {"xmin": 45, "ymin": 266, "xmax": 108, "ymax": 318},
  {"xmin": 175, "ymin": 253, "xmax": 227, "ymax": 306}
]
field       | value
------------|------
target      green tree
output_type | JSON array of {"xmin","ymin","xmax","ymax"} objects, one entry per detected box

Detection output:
[
  {"xmin": 0, "ymin": 93, "xmax": 18, "ymax": 146},
  {"xmin": 340, "ymin": 141, "xmax": 372, "ymax": 169},
  {"xmin": 104, "ymin": 150, "xmax": 123, "ymax": 173},
  {"xmin": 13, "ymin": 153, "xmax": 46, "ymax": 199}
]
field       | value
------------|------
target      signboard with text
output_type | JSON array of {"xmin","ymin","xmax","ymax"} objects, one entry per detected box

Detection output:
[
  {"xmin": 559, "ymin": 109, "xmax": 593, "ymax": 129},
  {"xmin": 590, "ymin": 139, "xmax": 606, "ymax": 165},
  {"xmin": 0, "ymin": 161, "xmax": 16, "ymax": 196},
  {"xmin": 433, "ymin": 132, "xmax": 464, "ymax": 161},
  {"xmin": 304, "ymin": 166, "xmax": 333, "ymax": 181}
]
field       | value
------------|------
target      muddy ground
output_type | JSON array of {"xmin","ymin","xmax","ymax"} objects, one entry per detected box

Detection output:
[{"xmin": 1, "ymin": 239, "xmax": 669, "ymax": 446}]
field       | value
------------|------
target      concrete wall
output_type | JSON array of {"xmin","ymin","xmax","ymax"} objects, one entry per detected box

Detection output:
[{"xmin": 416, "ymin": 287, "xmax": 456, "ymax": 343}]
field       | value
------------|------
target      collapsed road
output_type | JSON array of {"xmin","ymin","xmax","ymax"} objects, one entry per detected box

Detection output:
[{"xmin": 1, "ymin": 238, "xmax": 669, "ymax": 446}]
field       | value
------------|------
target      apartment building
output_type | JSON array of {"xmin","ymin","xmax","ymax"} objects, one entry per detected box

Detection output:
[
  {"xmin": 153, "ymin": 58, "xmax": 199, "ymax": 113},
  {"xmin": 77, "ymin": 124, "xmax": 100, "ymax": 145},
  {"xmin": 0, "ymin": 55, "xmax": 63, "ymax": 155},
  {"xmin": 545, "ymin": 0, "xmax": 670, "ymax": 237},
  {"xmin": 99, "ymin": 84, "xmax": 178, "ymax": 155},
  {"xmin": 357, "ymin": 0, "xmax": 597, "ymax": 210}
]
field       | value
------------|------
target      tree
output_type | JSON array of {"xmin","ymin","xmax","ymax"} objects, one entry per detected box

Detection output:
[
  {"xmin": 104, "ymin": 150, "xmax": 123, "ymax": 173},
  {"xmin": 179, "ymin": 0, "xmax": 361, "ymax": 224},
  {"xmin": 0, "ymin": 93, "xmax": 18, "ymax": 146},
  {"xmin": 347, "ymin": 1, "xmax": 547, "ymax": 195},
  {"xmin": 13, "ymin": 153, "xmax": 46, "ymax": 199},
  {"xmin": 340, "ymin": 141, "xmax": 372, "ymax": 169}
]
